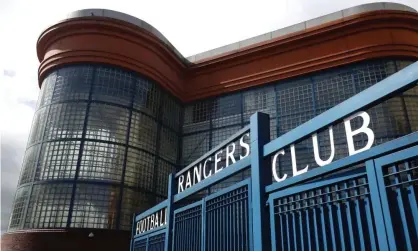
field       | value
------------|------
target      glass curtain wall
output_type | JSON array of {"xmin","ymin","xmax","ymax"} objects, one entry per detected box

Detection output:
[
  {"xmin": 8, "ymin": 59, "xmax": 418, "ymax": 232},
  {"xmin": 182, "ymin": 59, "xmax": 418, "ymax": 191},
  {"xmin": 9, "ymin": 65, "xmax": 182, "ymax": 231}
]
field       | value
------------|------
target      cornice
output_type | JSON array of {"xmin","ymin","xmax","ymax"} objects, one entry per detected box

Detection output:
[{"xmin": 36, "ymin": 9, "xmax": 418, "ymax": 102}]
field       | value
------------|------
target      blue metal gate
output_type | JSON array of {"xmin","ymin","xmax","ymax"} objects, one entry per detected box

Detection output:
[
  {"xmin": 172, "ymin": 179, "xmax": 252, "ymax": 251},
  {"xmin": 267, "ymin": 143, "xmax": 418, "ymax": 251},
  {"xmin": 131, "ymin": 62, "xmax": 418, "ymax": 251}
]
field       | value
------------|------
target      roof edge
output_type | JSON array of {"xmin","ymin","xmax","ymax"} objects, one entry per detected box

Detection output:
[
  {"xmin": 43, "ymin": 2, "xmax": 417, "ymax": 65},
  {"xmin": 187, "ymin": 2, "xmax": 417, "ymax": 63}
]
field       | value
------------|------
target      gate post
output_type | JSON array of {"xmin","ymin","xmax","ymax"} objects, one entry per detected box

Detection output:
[
  {"xmin": 250, "ymin": 112, "xmax": 272, "ymax": 250},
  {"xmin": 164, "ymin": 173, "xmax": 175, "ymax": 251}
]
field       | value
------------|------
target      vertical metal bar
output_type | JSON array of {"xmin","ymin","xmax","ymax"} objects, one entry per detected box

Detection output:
[
  {"xmin": 250, "ymin": 112, "xmax": 271, "ymax": 251},
  {"xmin": 319, "ymin": 188, "xmax": 328, "ymax": 251},
  {"xmin": 405, "ymin": 161, "xmax": 418, "ymax": 238},
  {"xmin": 292, "ymin": 211, "xmax": 297, "ymax": 250},
  {"xmin": 343, "ymin": 182, "xmax": 356, "ymax": 250},
  {"xmin": 286, "ymin": 213, "xmax": 291, "ymax": 251},
  {"xmin": 165, "ymin": 173, "xmax": 175, "ymax": 251},
  {"xmin": 281, "ymin": 211, "xmax": 286, "ymax": 251},
  {"xmin": 298, "ymin": 209, "xmax": 304, "ymax": 251},
  {"xmin": 353, "ymin": 179, "xmax": 366, "ymax": 251},
  {"xmin": 364, "ymin": 190, "xmax": 377, "ymax": 251},
  {"xmin": 230, "ymin": 194, "xmax": 233, "ymax": 251},
  {"xmin": 233, "ymin": 194, "xmax": 236, "ymax": 251},
  {"xmin": 209, "ymin": 204, "xmax": 212, "ymax": 251},
  {"xmin": 215, "ymin": 200, "xmax": 218, "ymax": 251},
  {"xmin": 335, "ymin": 184, "xmax": 346, "ymax": 250},
  {"xmin": 145, "ymin": 236, "xmax": 149, "ymax": 251},
  {"xmin": 313, "ymin": 207, "xmax": 320, "ymax": 251},
  {"xmin": 240, "ymin": 195, "xmax": 244, "ymax": 251},
  {"xmin": 305, "ymin": 206, "xmax": 312, "ymax": 251},
  {"xmin": 326, "ymin": 186, "xmax": 337, "ymax": 250},
  {"xmin": 391, "ymin": 165, "xmax": 412, "ymax": 250},
  {"xmin": 202, "ymin": 199, "xmax": 206, "ymax": 251},
  {"xmin": 365, "ymin": 159, "xmax": 393, "ymax": 251},
  {"xmin": 269, "ymin": 197, "xmax": 277, "ymax": 251}
]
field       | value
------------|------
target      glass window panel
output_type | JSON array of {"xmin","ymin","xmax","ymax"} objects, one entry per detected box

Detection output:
[
  {"xmin": 8, "ymin": 186, "xmax": 30, "ymax": 230},
  {"xmin": 276, "ymin": 78, "xmax": 313, "ymax": 117},
  {"xmin": 18, "ymin": 145, "xmax": 41, "ymax": 185},
  {"xmin": 155, "ymin": 160, "xmax": 175, "ymax": 196},
  {"xmin": 129, "ymin": 112, "xmax": 157, "ymax": 152},
  {"xmin": 212, "ymin": 94, "xmax": 242, "ymax": 128},
  {"xmin": 124, "ymin": 148, "xmax": 154, "ymax": 190},
  {"xmin": 79, "ymin": 141, "xmax": 125, "ymax": 182},
  {"xmin": 36, "ymin": 141, "xmax": 80, "ymax": 181},
  {"xmin": 182, "ymin": 132, "xmax": 209, "ymax": 166},
  {"xmin": 92, "ymin": 67, "xmax": 135, "ymax": 106},
  {"xmin": 86, "ymin": 104, "xmax": 130, "ymax": 144},
  {"xmin": 405, "ymin": 96, "xmax": 418, "ymax": 132},
  {"xmin": 182, "ymin": 100, "xmax": 211, "ymax": 134},
  {"xmin": 37, "ymin": 72, "xmax": 57, "ymax": 108},
  {"xmin": 243, "ymin": 86, "xmax": 276, "ymax": 122},
  {"xmin": 71, "ymin": 184, "xmax": 119, "ymax": 229},
  {"xmin": 161, "ymin": 94, "xmax": 182, "ymax": 132},
  {"xmin": 159, "ymin": 127, "xmax": 179, "ymax": 163},
  {"xmin": 52, "ymin": 66, "xmax": 93, "ymax": 103},
  {"xmin": 313, "ymin": 69, "xmax": 355, "ymax": 111},
  {"xmin": 44, "ymin": 102, "xmax": 87, "ymax": 140},
  {"xmin": 24, "ymin": 184, "xmax": 72, "ymax": 229},
  {"xmin": 27, "ymin": 107, "xmax": 48, "ymax": 145},
  {"xmin": 133, "ymin": 77, "xmax": 161, "ymax": 118},
  {"xmin": 353, "ymin": 61, "xmax": 395, "ymax": 92},
  {"xmin": 119, "ymin": 188, "xmax": 152, "ymax": 231}
]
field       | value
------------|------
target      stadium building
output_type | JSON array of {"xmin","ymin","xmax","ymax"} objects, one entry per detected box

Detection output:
[{"xmin": 2, "ymin": 2, "xmax": 418, "ymax": 251}]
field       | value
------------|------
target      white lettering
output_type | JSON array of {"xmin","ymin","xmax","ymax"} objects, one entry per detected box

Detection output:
[
  {"xmin": 185, "ymin": 171, "xmax": 192, "ymax": 189},
  {"xmin": 136, "ymin": 222, "xmax": 140, "ymax": 235},
  {"xmin": 239, "ymin": 133, "xmax": 250, "ymax": 159},
  {"xmin": 290, "ymin": 144, "xmax": 309, "ymax": 177},
  {"xmin": 344, "ymin": 111, "xmax": 375, "ymax": 155},
  {"xmin": 193, "ymin": 164, "xmax": 202, "ymax": 185},
  {"xmin": 226, "ymin": 143, "xmax": 236, "ymax": 167},
  {"xmin": 203, "ymin": 157, "xmax": 212, "ymax": 179},
  {"xmin": 178, "ymin": 175, "xmax": 185, "ymax": 193},
  {"xmin": 150, "ymin": 215, "xmax": 154, "ymax": 230},
  {"xmin": 312, "ymin": 126, "xmax": 335, "ymax": 166},
  {"xmin": 155, "ymin": 213, "xmax": 159, "ymax": 228},
  {"xmin": 215, "ymin": 150, "xmax": 223, "ymax": 173},
  {"xmin": 272, "ymin": 149, "xmax": 287, "ymax": 182}
]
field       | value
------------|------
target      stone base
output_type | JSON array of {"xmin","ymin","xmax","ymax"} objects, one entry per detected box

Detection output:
[{"xmin": 1, "ymin": 228, "xmax": 130, "ymax": 251}]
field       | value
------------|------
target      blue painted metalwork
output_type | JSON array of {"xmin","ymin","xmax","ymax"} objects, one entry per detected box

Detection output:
[
  {"xmin": 130, "ymin": 61, "xmax": 418, "ymax": 251},
  {"xmin": 249, "ymin": 112, "xmax": 271, "ymax": 251}
]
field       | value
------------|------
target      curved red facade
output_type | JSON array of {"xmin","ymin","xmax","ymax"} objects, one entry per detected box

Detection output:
[{"xmin": 37, "ymin": 10, "xmax": 418, "ymax": 102}]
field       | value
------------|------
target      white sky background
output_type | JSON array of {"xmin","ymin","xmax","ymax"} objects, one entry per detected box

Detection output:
[{"xmin": 1, "ymin": 0, "xmax": 417, "ymax": 234}]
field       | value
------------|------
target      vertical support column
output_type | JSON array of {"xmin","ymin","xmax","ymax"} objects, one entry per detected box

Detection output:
[
  {"xmin": 164, "ymin": 173, "xmax": 176, "ymax": 251},
  {"xmin": 250, "ymin": 112, "xmax": 271, "ymax": 251},
  {"xmin": 365, "ymin": 160, "xmax": 392, "ymax": 251},
  {"xmin": 116, "ymin": 77, "xmax": 136, "ymax": 230},
  {"xmin": 66, "ymin": 67, "xmax": 96, "ymax": 228}
]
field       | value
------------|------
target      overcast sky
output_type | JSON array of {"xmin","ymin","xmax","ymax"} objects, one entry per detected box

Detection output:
[{"xmin": 1, "ymin": 0, "xmax": 417, "ymax": 234}]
